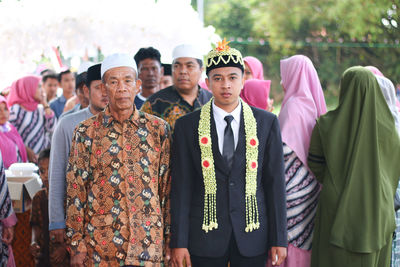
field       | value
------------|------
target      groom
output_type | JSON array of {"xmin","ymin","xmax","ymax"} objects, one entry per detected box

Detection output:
[{"xmin": 169, "ymin": 40, "xmax": 287, "ymax": 267}]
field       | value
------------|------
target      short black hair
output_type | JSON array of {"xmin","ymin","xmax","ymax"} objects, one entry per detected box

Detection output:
[
  {"xmin": 38, "ymin": 148, "xmax": 50, "ymax": 162},
  {"xmin": 40, "ymin": 69, "xmax": 56, "ymax": 76},
  {"xmin": 196, "ymin": 59, "xmax": 203, "ymax": 68},
  {"xmin": 134, "ymin": 47, "xmax": 161, "ymax": 68},
  {"xmin": 58, "ymin": 69, "xmax": 72, "ymax": 82},
  {"xmin": 42, "ymin": 73, "xmax": 58, "ymax": 83}
]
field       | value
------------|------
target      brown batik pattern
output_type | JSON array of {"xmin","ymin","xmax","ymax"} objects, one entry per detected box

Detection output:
[{"xmin": 65, "ymin": 107, "xmax": 171, "ymax": 267}]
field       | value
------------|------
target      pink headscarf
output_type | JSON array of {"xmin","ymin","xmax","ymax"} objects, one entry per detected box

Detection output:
[
  {"xmin": 7, "ymin": 76, "xmax": 41, "ymax": 111},
  {"xmin": 279, "ymin": 55, "xmax": 327, "ymax": 167},
  {"xmin": 240, "ymin": 79, "xmax": 271, "ymax": 110},
  {"xmin": 244, "ymin": 56, "xmax": 264, "ymax": 80},
  {"xmin": 365, "ymin": 66, "xmax": 384, "ymax": 77},
  {"xmin": 0, "ymin": 96, "xmax": 28, "ymax": 168}
]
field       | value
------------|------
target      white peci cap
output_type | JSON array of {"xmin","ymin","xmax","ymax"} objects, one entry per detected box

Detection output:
[
  {"xmin": 101, "ymin": 53, "xmax": 137, "ymax": 78},
  {"xmin": 172, "ymin": 44, "xmax": 203, "ymax": 61}
]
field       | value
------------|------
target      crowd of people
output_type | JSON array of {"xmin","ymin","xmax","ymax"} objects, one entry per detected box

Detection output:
[{"xmin": 0, "ymin": 39, "xmax": 399, "ymax": 267}]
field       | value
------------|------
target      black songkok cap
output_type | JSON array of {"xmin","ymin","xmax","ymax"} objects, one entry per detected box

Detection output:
[
  {"xmin": 75, "ymin": 72, "xmax": 87, "ymax": 90},
  {"xmin": 86, "ymin": 64, "xmax": 102, "ymax": 88},
  {"xmin": 162, "ymin": 63, "xmax": 172, "ymax": 76}
]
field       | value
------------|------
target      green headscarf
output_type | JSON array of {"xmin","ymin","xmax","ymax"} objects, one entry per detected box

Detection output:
[{"xmin": 316, "ymin": 66, "xmax": 400, "ymax": 253}]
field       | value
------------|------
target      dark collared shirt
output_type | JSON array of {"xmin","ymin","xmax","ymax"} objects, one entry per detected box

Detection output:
[{"xmin": 141, "ymin": 86, "xmax": 212, "ymax": 129}]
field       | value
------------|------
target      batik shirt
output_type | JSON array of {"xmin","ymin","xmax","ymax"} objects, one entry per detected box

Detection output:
[
  {"xmin": 65, "ymin": 107, "xmax": 171, "ymax": 267},
  {"xmin": 141, "ymin": 85, "xmax": 212, "ymax": 129}
]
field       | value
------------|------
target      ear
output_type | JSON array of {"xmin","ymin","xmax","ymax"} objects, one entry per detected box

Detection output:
[
  {"xmin": 83, "ymin": 85, "xmax": 90, "ymax": 99},
  {"xmin": 160, "ymin": 66, "xmax": 164, "ymax": 76},
  {"xmin": 135, "ymin": 79, "xmax": 142, "ymax": 94},
  {"xmin": 205, "ymin": 77, "xmax": 210, "ymax": 89}
]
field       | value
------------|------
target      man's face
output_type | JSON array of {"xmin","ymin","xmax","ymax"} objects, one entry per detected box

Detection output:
[
  {"xmin": 160, "ymin": 75, "xmax": 173, "ymax": 89},
  {"xmin": 87, "ymin": 80, "xmax": 109, "ymax": 112},
  {"xmin": 76, "ymin": 85, "xmax": 89, "ymax": 109},
  {"xmin": 172, "ymin": 57, "xmax": 203, "ymax": 92},
  {"xmin": 60, "ymin": 72, "xmax": 75, "ymax": 94},
  {"xmin": 138, "ymin": 58, "xmax": 162, "ymax": 90},
  {"xmin": 206, "ymin": 67, "xmax": 244, "ymax": 109},
  {"xmin": 43, "ymin": 78, "xmax": 58, "ymax": 101},
  {"xmin": 103, "ymin": 67, "xmax": 141, "ymax": 113},
  {"xmin": 0, "ymin": 102, "xmax": 9, "ymax": 125}
]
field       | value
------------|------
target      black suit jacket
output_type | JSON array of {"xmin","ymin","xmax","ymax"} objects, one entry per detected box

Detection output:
[{"xmin": 170, "ymin": 105, "xmax": 287, "ymax": 258}]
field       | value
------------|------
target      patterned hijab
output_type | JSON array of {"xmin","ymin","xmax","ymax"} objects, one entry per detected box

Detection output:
[
  {"xmin": 7, "ymin": 76, "xmax": 41, "ymax": 111},
  {"xmin": 279, "ymin": 55, "xmax": 327, "ymax": 167},
  {"xmin": 244, "ymin": 56, "xmax": 264, "ymax": 80},
  {"xmin": 316, "ymin": 66, "xmax": 400, "ymax": 252},
  {"xmin": 240, "ymin": 79, "xmax": 271, "ymax": 110}
]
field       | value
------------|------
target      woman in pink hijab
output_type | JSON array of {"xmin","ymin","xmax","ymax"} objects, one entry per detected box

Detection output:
[
  {"xmin": 240, "ymin": 79, "xmax": 273, "ymax": 111},
  {"xmin": 7, "ymin": 76, "xmax": 56, "ymax": 163},
  {"xmin": 0, "ymin": 96, "xmax": 27, "ymax": 168},
  {"xmin": 244, "ymin": 56, "xmax": 264, "ymax": 80},
  {"xmin": 267, "ymin": 55, "xmax": 327, "ymax": 267}
]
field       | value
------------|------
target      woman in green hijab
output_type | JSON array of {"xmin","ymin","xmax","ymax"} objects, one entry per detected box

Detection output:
[{"xmin": 308, "ymin": 66, "xmax": 400, "ymax": 267}]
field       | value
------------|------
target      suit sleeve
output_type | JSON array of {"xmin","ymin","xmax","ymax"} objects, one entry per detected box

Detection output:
[
  {"xmin": 307, "ymin": 124, "xmax": 326, "ymax": 183},
  {"xmin": 170, "ymin": 119, "xmax": 194, "ymax": 248},
  {"xmin": 263, "ymin": 116, "xmax": 288, "ymax": 248}
]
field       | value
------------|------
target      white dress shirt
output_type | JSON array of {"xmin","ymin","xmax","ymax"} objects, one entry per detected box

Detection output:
[{"xmin": 212, "ymin": 100, "xmax": 241, "ymax": 154}]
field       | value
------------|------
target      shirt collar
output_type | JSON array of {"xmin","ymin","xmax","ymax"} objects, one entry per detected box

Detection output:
[
  {"xmin": 102, "ymin": 105, "xmax": 140, "ymax": 128},
  {"xmin": 59, "ymin": 94, "xmax": 67, "ymax": 103},
  {"xmin": 212, "ymin": 100, "xmax": 241, "ymax": 123}
]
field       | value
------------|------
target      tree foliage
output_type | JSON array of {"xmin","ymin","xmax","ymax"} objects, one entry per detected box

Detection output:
[{"xmin": 202, "ymin": 0, "xmax": 400, "ymax": 99}]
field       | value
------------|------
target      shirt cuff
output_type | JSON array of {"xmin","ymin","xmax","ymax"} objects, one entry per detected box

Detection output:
[
  {"xmin": 2, "ymin": 212, "xmax": 17, "ymax": 227},
  {"xmin": 45, "ymin": 110, "xmax": 55, "ymax": 119},
  {"xmin": 49, "ymin": 221, "xmax": 66, "ymax": 230}
]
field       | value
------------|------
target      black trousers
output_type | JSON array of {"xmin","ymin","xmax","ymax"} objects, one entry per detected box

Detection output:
[{"xmin": 190, "ymin": 234, "xmax": 267, "ymax": 267}]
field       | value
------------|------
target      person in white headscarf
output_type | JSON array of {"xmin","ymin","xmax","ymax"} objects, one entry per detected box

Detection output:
[
  {"xmin": 375, "ymin": 74, "xmax": 400, "ymax": 267},
  {"xmin": 376, "ymin": 75, "xmax": 400, "ymax": 133}
]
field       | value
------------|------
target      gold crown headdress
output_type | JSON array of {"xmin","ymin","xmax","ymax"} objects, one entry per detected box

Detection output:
[{"xmin": 205, "ymin": 38, "xmax": 245, "ymax": 74}]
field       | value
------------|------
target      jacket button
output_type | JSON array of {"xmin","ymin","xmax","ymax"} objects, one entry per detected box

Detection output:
[{"xmin": 229, "ymin": 182, "xmax": 234, "ymax": 186}]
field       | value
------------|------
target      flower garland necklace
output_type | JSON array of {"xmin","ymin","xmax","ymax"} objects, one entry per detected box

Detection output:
[{"xmin": 198, "ymin": 98, "xmax": 260, "ymax": 233}]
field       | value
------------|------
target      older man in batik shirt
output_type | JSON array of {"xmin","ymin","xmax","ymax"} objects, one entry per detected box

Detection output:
[{"xmin": 65, "ymin": 54, "xmax": 171, "ymax": 267}]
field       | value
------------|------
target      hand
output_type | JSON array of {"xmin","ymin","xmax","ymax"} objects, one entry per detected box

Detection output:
[
  {"xmin": 2, "ymin": 226, "xmax": 14, "ymax": 245},
  {"xmin": 40, "ymin": 90, "xmax": 48, "ymax": 106},
  {"xmin": 267, "ymin": 98, "xmax": 274, "ymax": 112},
  {"xmin": 50, "ymin": 245, "xmax": 67, "ymax": 264},
  {"xmin": 171, "ymin": 248, "xmax": 191, "ymax": 267},
  {"xmin": 26, "ymin": 146, "xmax": 38, "ymax": 164},
  {"xmin": 165, "ymin": 246, "xmax": 171, "ymax": 263},
  {"xmin": 49, "ymin": 229, "xmax": 66, "ymax": 243},
  {"xmin": 270, "ymin": 246, "xmax": 287, "ymax": 266},
  {"xmin": 71, "ymin": 252, "xmax": 86, "ymax": 267},
  {"xmin": 30, "ymin": 242, "xmax": 41, "ymax": 258}
]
